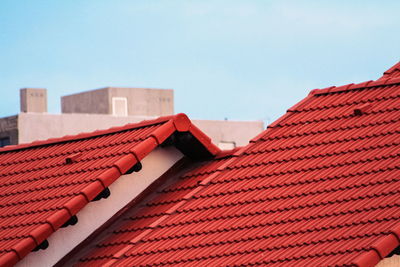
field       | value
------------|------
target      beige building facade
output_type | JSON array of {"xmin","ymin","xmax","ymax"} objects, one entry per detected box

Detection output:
[
  {"xmin": 61, "ymin": 87, "xmax": 174, "ymax": 117},
  {"xmin": 0, "ymin": 88, "xmax": 264, "ymax": 149}
]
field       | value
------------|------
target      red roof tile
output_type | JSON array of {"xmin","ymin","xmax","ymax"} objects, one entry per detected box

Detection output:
[
  {"xmin": 0, "ymin": 113, "xmax": 220, "ymax": 267},
  {"xmin": 66, "ymin": 63, "xmax": 400, "ymax": 267},
  {"xmin": 379, "ymin": 61, "xmax": 400, "ymax": 80}
]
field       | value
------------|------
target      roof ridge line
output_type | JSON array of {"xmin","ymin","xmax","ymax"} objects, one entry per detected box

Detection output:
[
  {"xmin": 0, "ymin": 128, "xmax": 167, "ymax": 266},
  {"xmin": 309, "ymin": 76, "xmax": 400, "ymax": 96},
  {"xmin": 0, "ymin": 113, "xmax": 221, "ymax": 267},
  {"xmin": 0, "ymin": 115, "xmax": 176, "ymax": 154},
  {"xmin": 247, "ymin": 71, "xmax": 400, "ymax": 144},
  {"xmin": 248, "ymin": 93, "xmax": 316, "ymax": 144},
  {"xmin": 384, "ymin": 62, "xmax": 400, "ymax": 74}
]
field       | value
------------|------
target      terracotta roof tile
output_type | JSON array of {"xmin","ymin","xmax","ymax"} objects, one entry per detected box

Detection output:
[
  {"xmin": 67, "ymin": 63, "xmax": 400, "ymax": 267},
  {"xmin": 379, "ymin": 61, "xmax": 400, "ymax": 80},
  {"xmin": 0, "ymin": 114, "xmax": 220, "ymax": 267}
]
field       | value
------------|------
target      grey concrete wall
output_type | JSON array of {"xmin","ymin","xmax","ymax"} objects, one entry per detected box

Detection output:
[
  {"xmin": 61, "ymin": 87, "xmax": 174, "ymax": 117},
  {"xmin": 18, "ymin": 113, "xmax": 264, "ymax": 148},
  {"xmin": 0, "ymin": 115, "xmax": 18, "ymax": 145},
  {"xmin": 20, "ymin": 88, "xmax": 47, "ymax": 113},
  {"xmin": 61, "ymin": 88, "xmax": 109, "ymax": 114},
  {"xmin": 108, "ymin": 87, "xmax": 173, "ymax": 116}
]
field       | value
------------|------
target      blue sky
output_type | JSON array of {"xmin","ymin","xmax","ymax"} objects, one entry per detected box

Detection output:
[{"xmin": 1, "ymin": 1, "xmax": 399, "ymax": 124}]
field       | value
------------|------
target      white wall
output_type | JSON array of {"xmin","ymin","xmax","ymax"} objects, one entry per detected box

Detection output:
[
  {"xmin": 18, "ymin": 113, "xmax": 264, "ymax": 148},
  {"xmin": 16, "ymin": 147, "xmax": 183, "ymax": 267}
]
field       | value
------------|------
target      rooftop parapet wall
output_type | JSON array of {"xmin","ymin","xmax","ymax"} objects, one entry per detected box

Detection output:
[
  {"xmin": 20, "ymin": 88, "xmax": 47, "ymax": 113},
  {"xmin": 61, "ymin": 87, "xmax": 174, "ymax": 117}
]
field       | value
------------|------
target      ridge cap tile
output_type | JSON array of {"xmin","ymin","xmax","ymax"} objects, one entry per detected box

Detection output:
[
  {"xmin": 0, "ymin": 251, "xmax": 19, "ymax": 267},
  {"xmin": 351, "ymin": 250, "xmax": 381, "ymax": 267},
  {"xmin": 370, "ymin": 234, "xmax": 399, "ymax": 259},
  {"xmin": 72, "ymin": 78, "xmax": 400, "ymax": 267},
  {"xmin": 172, "ymin": 113, "xmax": 191, "ymax": 132},
  {"xmin": 381, "ymin": 61, "xmax": 400, "ymax": 77},
  {"xmin": 0, "ymin": 112, "xmax": 224, "ymax": 267},
  {"xmin": 4, "ymin": 64, "xmax": 400, "ymax": 267},
  {"xmin": 97, "ymin": 148, "xmax": 243, "ymax": 264},
  {"xmin": 389, "ymin": 223, "xmax": 400, "ymax": 243},
  {"xmin": 113, "ymin": 154, "xmax": 137, "ymax": 175},
  {"xmin": 311, "ymin": 76, "xmax": 400, "ymax": 96},
  {"xmin": 11, "ymin": 237, "xmax": 37, "ymax": 261}
]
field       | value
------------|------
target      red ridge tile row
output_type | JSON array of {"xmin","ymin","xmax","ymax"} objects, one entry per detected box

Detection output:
[
  {"xmin": 248, "ymin": 74, "xmax": 400, "ymax": 145},
  {"xmin": 70, "ymin": 67, "xmax": 400, "ymax": 266},
  {"xmin": 352, "ymin": 225, "xmax": 400, "ymax": 267},
  {"xmin": 99, "ymin": 153, "xmax": 237, "ymax": 267},
  {"xmin": 310, "ymin": 77, "xmax": 400, "ymax": 96},
  {"xmin": 293, "ymin": 92, "xmax": 400, "ymax": 112},
  {"xmin": 379, "ymin": 62, "xmax": 400, "ymax": 80},
  {"xmin": 0, "ymin": 113, "xmax": 220, "ymax": 267}
]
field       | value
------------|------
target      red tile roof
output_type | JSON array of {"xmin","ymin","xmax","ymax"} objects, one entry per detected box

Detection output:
[
  {"xmin": 379, "ymin": 61, "xmax": 400, "ymax": 80},
  {"xmin": 0, "ymin": 114, "xmax": 220, "ymax": 267},
  {"xmin": 67, "ymin": 63, "xmax": 400, "ymax": 267}
]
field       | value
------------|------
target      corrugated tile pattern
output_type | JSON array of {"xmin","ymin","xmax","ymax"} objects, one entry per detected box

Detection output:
[
  {"xmin": 380, "ymin": 61, "xmax": 400, "ymax": 80},
  {"xmin": 75, "ymin": 81, "xmax": 400, "ymax": 266},
  {"xmin": 0, "ymin": 113, "xmax": 222, "ymax": 266},
  {"xmin": 0, "ymin": 117, "xmax": 175, "ymax": 266}
]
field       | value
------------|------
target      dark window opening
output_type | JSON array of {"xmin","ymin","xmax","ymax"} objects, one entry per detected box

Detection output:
[{"xmin": 0, "ymin": 137, "xmax": 10, "ymax": 148}]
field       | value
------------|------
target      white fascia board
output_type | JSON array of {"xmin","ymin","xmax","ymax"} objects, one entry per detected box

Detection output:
[{"xmin": 16, "ymin": 147, "xmax": 183, "ymax": 267}]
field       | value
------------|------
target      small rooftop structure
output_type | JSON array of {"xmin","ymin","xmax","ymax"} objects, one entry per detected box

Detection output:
[
  {"xmin": 61, "ymin": 87, "xmax": 174, "ymax": 117},
  {"xmin": 0, "ymin": 87, "xmax": 264, "ymax": 149},
  {"xmin": 20, "ymin": 88, "xmax": 47, "ymax": 113}
]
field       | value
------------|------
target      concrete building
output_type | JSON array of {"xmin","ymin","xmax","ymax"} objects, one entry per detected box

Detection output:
[
  {"xmin": 0, "ymin": 87, "xmax": 264, "ymax": 149},
  {"xmin": 61, "ymin": 87, "xmax": 174, "ymax": 117},
  {"xmin": 20, "ymin": 88, "xmax": 48, "ymax": 113}
]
